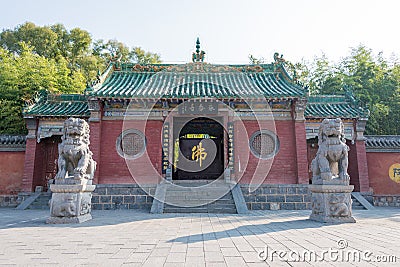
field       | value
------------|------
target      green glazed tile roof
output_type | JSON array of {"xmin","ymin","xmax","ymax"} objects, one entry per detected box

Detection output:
[
  {"xmin": 24, "ymin": 94, "xmax": 89, "ymax": 117},
  {"xmin": 305, "ymin": 95, "xmax": 368, "ymax": 118},
  {"xmin": 24, "ymin": 93, "xmax": 368, "ymax": 119},
  {"xmin": 88, "ymin": 62, "xmax": 306, "ymax": 99}
]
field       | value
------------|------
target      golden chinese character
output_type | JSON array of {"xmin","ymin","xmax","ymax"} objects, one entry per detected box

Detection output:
[
  {"xmin": 192, "ymin": 141, "xmax": 207, "ymax": 167},
  {"xmin": 389, "ymin": 163, "xmax": 400, "ymax": 183}
]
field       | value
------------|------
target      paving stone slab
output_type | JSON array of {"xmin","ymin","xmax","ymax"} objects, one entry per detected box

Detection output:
[{"xmin": 0, "ymin": 208, "xmax": 399, "ymax": 266}]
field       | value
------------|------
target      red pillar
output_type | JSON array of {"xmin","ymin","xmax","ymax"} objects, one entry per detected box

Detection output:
[
  {"xmin": 352, "ymin": 118, "xmax": 370, "ymax": 193},
  {"xmin": 293, "ymin": 99, "xmax": 309, "ymax": 184},
  {"xmin": 89, "ymin": 121, "xmax": 101, "ymax": 184},
  {"xmin": 88, "ymin": 99, "xmax": 102, "ymax": 184},
  {"xmin": 354, "ymin": 140, "xmax": 370, "ymax": 192},
  {"xmin": 294, "ymin": 121, "xmax": 309, "ymax": 184},
  {"xmin": 21, "ymin": 138, "xmax": 38, "ymax": 192},
  {"xmin": 21, "ymin": 118, "xmax": 39, "ymax": 192}
]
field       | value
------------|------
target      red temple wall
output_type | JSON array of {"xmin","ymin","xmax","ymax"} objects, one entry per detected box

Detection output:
[
  {"xmin": 235, "ymin": 120, "xmax": 298, "ymax": 184},
  {"xmin": 367, "ymin": 152, "xmax": 400, "ymax": 195},
  {"xmin": 15, "ymin": 117, "xmax": 398, "ymax": 194},
  {"xmin": 97, "ymin": 120, "xmax": 162, "ymax": 184},
  {"xmin": 0, "ymin": 151, "xmax": 25, "ymax": 194}
]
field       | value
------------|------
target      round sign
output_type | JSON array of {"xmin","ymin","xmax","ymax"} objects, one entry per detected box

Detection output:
[{"xmin": 388, "ymin": 163, "xmax": 400, "ymax": 183}]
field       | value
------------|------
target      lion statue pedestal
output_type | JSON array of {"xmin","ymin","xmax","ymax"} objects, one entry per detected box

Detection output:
[
  {"xmin": 309, "ymin": 118, "xmax": 356, "ymax": 223},
  {"xmin": 46, "ymin": 118, "xmax": 96, "ymax": 224},
  {"xmin": 309, "ymin": 184, "xmax": 355, "ymax": 223}
]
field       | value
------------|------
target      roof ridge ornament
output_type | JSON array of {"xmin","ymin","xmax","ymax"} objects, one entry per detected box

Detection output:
[
  {"xmin": 273, "ymin": 52, "xmax": 300, "ymax": 84},
  {"xmin": 273, "ymin": 52, "xmax": 286, "ymax": 64},
  {"xmin": 24, "ymin": 89, "xmax": 48, "ymax": 112},
  {"xmin": 192, "ymin": 37, "xmax": 206, "ymax": 63}
]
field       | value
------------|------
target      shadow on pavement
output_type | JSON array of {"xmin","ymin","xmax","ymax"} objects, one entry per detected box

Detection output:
[
  {"xmin": 167, "ymin": 218, "xmax": 323, "ymax": 244},
  {"xmin": 0, "ymin": 207, "xmax": 399, "ymax": 231}
]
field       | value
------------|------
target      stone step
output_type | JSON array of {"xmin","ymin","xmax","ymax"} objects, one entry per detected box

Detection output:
[
  {"xmin": 28, "ymin": 205, "xmax": 49, "ymax": 210},
  {"xmin": 149, "ymin": 180, "xmax": 245, "ymax": 214},
  {"xmin": 165, "ymin": 196, "xmax": 233, "ymax": 202},
  {"xmin": 167, "ymin": 185, "xmax": 230, "ymax": 192},
  {"xmin": 165, "ymin": 194, "xmax": 233, "ymax": 200},
  {"xmin": 165, "ymin": 191, "xmax": 231, "ymax": 197},
  {"xmin": 164, "ymin": 199, "xmax": 235, "ymax": 207},
  {"xmin": 163, "ymin": 181, "xmax": 237, "ymax": 213},
  {"xmin": 172, "ymin": 179, "xmax": 225, "ymax": 185},
  {"xmin": 351, "ymin": 196, "xmax": 366, "ymax": 210},
  {"xmin": 164, "ymin": 202, "xmax": 236, "ymax": 208},
  {"xmin": 27, "ymin": 193, "xmax": 51, "ymax": 210},
  {"xmin": 164, "ymin": 205, "xmax": 237, "ymax": 214},
  {"xmin": 352, "ymin": 192, "xmax": 375, "ymax": 210},
  {"xmin": 165, "ymin": 191, "xmax": 234, "ymax": 198},
  {"xmin": 164, "ymin": 208, "xmax": 237, "ymax": 214},
  {"xmin": 165, "ymin": 185, "xmax": 231, "ymax": 190},
  {"xmin": 165, "ymin": 197, "xmax": 234, "ymax": 202}
]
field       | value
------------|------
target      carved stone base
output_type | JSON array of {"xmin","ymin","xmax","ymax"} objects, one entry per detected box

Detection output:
[
  {"xmin": 46, "ymin": 213, "xmax": 92, "ymax": 224},
  {"xmin": 309, "ymin": 185, "xmax": 356, "ymax": 223},
  {"xmin": 47, "ymin": 179, "xmax": 96, "ymax": 224}
]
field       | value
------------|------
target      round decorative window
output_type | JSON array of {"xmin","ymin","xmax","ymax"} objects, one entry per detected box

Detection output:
[
  {"xmin": 249, "ymin": 130, "xmax": 279, "ymax": 159},
  {"xmin": 116, "ymin": 129, "xmax": 146, "ymax": 159}
]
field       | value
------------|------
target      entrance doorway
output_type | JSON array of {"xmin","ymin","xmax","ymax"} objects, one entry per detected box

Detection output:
[
  {"xmin": 173, "ymin": 117, "xmax": 224, "ymax": 180},
  {"xmin": 33, "ymin": 135, "xmax": 60, "ymax": 191}
]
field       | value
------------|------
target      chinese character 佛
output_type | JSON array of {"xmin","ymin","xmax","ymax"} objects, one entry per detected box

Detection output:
[{"xmin": 192, "ymin": 141, "xmax": 207, "ymax": 167}]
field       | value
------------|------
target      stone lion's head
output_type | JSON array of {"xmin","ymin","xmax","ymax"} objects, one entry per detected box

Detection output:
[
  {"xmin": 318, "ymin": 118, "xmax": 345, "ymax": 145},
  {"xmin": 63, "ymin": 117, "xmax": 90, "ymax": 144}
]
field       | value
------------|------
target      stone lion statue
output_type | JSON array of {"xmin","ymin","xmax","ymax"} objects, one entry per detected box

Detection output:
[
  {"xmin": 55, "ymin": 117, "xmax": 96, "ymax": 181},
  {"xmin": 311, "ymin": 118, "xmax": 350, "ymax": 184}
]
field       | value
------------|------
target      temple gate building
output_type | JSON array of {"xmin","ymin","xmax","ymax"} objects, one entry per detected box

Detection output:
[{"xmin": 1, "ymin": 41, "xmax": 397, "ymax": 211}]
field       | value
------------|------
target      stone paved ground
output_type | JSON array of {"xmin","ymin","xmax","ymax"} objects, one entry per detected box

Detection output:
[{"xmin": 0, "ymin": 208, "xmax": 399, "ymax": 266}]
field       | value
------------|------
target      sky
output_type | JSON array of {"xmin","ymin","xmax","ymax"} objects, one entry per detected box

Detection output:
[{"xmin": 0, "ymin": 0, "xmax": 399, "ymax": 64}]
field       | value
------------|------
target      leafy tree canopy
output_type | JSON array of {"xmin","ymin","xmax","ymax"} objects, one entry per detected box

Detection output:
[
  {"xmin": 0, "ymin": 22, "xmax": 161, "ymax": 134},
  {"xmin": 292, "ymin": 45, "xmax": 400, "ymax": 135}
]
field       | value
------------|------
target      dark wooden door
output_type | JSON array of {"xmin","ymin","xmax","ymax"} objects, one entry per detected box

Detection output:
[
  {"xmin": 173, "ymin": 117, "xmax": 224, "ymax": 180},
  {"xmin": 307, "ymin": 140, "xmax": 318, "ymax": 183},
  {"xmin": 176, "ymin": 137, "xmax": 223, "ymax": 180},
  {"xmin": 39, "ymin": 136, "xmax": 60, "ymax": 191}
]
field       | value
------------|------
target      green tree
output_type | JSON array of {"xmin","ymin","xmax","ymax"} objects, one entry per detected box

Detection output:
[
  {"xmin": 302, "ymin": 45, "xmax": 400, "ymax": 134},
  {"xmin": 94, "ymin": 39, "xmax": 130, "ymax": 61},
  {"xmin": 0, "ymin": 22, "xmax": 97, "ymax": 82},
  {"xmin": 130, "ymin": 47, "xmax": 161, "ymax": 64},
  {"xmin": 0, "ymin": 22, "xmax": 163, "ymax": 134},
  {"xmin": 94, "ymin": 39, "xmax": 161, "ymax": 64},
  {"xmin": 254, "ymin": 46, "xmax": 400, "ymax": 134},
  {"xmin": 0, "ymin": 22, "xmax": 92, "ymax": 66},
  {"xmin": 0, "ymin": 44, "xmax": 85, "ymax": 134},
  {"xmin": 0, "ymin": 43, "xmax": 85, "ymax": 99},
  {"xmin": 0, "ymin": 99, "xmax": 26, "ymax": 134},
  {"xmin": 0, "ymin": 22, "xmax": 58, "ymax": 58}
]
